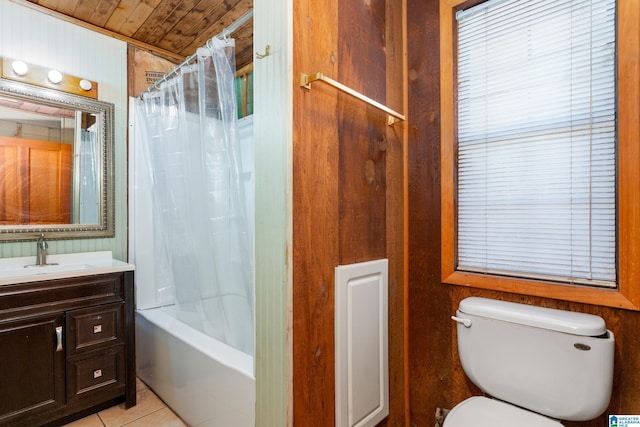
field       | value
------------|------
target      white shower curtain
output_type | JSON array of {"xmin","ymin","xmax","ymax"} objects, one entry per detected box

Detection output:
[
  {"xmin": 77, "ymin": 127, "xmax": 100, "ymax": 224},
  {"xmin": 135, "ymin": 38, "xmax": 253, "ymax": 355}
]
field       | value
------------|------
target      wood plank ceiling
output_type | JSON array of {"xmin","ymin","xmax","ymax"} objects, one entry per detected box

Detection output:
[{"xmin": 23, "ymin": 0, "xmax": 254, "ymax": 70}]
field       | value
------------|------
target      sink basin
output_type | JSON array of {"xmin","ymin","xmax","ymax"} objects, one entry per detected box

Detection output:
[
  {"xmin": 0, "ymin": 251, "xmax": 134, "ymax": 285},
  {"xmin": 0, "ymin": 263, "xmax": 90, "ymax": 279}
]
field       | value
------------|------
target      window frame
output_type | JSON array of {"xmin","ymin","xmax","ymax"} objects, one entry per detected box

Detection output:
[{"xmin": 440, "ymin": 0, "xmax": 640, "ymax": 310}]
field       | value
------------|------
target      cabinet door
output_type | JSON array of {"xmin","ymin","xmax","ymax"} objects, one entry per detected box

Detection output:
[
  {"xmin": 0, "ymin": 137, "xmax": 72, "ymax": 225},
  {"xmin": 0, "ymin": 313, "xmax": 65, "ymax": 422}
]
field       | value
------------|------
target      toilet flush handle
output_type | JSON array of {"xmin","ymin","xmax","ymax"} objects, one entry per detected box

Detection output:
[{"xmin": 451, "ymin": 316, "xmax": 472, "ymax": 328}]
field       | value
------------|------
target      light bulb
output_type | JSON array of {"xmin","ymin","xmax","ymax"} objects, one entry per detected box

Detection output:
[
  {"xmin": 79, "ymin": 79, "xmax": 92, "ymax": 91},
  {"xmin": 48, "ymin": 70, "xmax": 63, "ymax": 84},
  {"xmin": 11, "ymin": 61, "xmax": 28, "ymax": 76}
]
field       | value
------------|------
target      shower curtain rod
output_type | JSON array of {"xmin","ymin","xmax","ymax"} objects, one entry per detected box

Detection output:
[{"xmin": 142, "ymin": 9, "xmax": 254, "ymax": 97}]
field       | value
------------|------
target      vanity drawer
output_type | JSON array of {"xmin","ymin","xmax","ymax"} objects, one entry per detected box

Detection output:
[
  {"xmin": 66, "ymin": 345, "xmax": 125, "ymax": 404},
  {"xmin": 66, "ymin": 302, "xmax": 124, "ymax": 356}
]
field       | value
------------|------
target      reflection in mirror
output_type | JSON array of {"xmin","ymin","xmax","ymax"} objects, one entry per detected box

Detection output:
[{"xmin": 0, "ymin": 78, "xmax": 114, "ymax": 241}]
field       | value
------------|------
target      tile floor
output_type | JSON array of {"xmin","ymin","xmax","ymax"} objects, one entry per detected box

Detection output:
[{"xmin": 63, "ymin": 378, "xmax": 186, "ymax": 427}]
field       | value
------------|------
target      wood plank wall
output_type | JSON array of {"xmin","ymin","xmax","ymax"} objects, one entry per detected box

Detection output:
[
  {"xmin": 292, "ymin": 0, "xmax": 406, "ymax": 425},
  {"xmin": 407, "ymin": 1, "xmax": 640, "ymax": 426}
]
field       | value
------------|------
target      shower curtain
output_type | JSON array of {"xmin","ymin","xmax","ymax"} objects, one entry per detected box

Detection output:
[
  {"xmin": 135, "ymin": 37, "xmax": 253, "ymax": 356},
  {"xmin": 77, "ymin": 127, "xmax": 100, "ymax": 224}
]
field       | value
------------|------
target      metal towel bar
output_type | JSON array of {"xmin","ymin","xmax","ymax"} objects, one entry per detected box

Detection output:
[{"xmin": 299, "ymin": 72, "xmax": 405, "ymax": 126}]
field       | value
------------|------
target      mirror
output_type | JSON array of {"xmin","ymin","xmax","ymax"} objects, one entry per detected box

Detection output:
[{"xmin": 0, "ymin": 77, "xmax": 114, "ymax": 241}]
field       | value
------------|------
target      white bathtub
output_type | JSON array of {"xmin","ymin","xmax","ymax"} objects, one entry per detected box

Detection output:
[{"xmin": 136, "ymin": 307, "xmax": 255, "ymax": 427}]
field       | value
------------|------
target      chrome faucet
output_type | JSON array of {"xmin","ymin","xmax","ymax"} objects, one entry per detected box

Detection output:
[
  {"xmin": 23, "ymin": 234, "xmax": 58, "ymax": 269},
  {"xmin": 36, "ymin": 233, "xmax": 48, "ymax": 266}
]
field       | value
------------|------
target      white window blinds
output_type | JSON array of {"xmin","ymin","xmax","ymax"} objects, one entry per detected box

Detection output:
[{"xmin": 456, "ymin": 0, "xmax": 617, "ymax": 287}]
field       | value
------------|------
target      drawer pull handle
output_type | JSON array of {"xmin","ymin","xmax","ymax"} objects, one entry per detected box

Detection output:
[
  {"xmin": 93, "ymin": 324, "xmax": 102, "ymax": 334},
  {"xmin": 55, "ymin": 326, "xmax": 63, "ymax": 352},
  {"xmin": 93, "ymin": 369, "xmax": 102, "ymax": 379}
]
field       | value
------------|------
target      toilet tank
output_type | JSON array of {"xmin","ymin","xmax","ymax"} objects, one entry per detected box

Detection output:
[{"xmin": 454, "ymin": 297, "xmax": 614, "ymax": 421}]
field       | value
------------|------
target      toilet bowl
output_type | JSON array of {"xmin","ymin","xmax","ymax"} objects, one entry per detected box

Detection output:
[
  {"xmin": 444, "ymin": 396, "xmax": 561, "ymax": 427},
  {"xmin": 443, "ymin": 297, "xmax": 615, "ymax": 427}
]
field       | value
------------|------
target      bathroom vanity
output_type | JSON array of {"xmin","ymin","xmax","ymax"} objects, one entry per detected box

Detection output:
[{"xmin": 0, "ymin": 252, "xmax": 135, "ymax": 426}]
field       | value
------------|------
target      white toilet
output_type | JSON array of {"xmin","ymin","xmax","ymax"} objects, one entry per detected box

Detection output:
[{"xmin": 444, "ymin": 297, "xmax": 615, "ymax": 427}]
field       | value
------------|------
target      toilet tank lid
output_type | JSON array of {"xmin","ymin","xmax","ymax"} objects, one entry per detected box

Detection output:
[{"xmin": 458, "ymin": 297, "xmax": 607, "ymax": 337}]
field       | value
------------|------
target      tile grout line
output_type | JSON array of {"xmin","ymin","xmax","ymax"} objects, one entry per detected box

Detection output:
[{"xmin": 115, "ymin": 406, "xmax": 171, "ymax": 427}]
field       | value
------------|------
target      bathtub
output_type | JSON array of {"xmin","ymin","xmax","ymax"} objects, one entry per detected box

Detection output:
[{"xmin": 136, "ymin": 306, "xmax": 255, "ymax": 427}]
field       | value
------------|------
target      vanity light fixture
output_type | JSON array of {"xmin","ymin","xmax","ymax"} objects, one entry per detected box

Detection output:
[
  {"xmin": 47, "ymin": 69, "xmax": 63, "ymax": 84},
  {"xmin": 2, "ymin": 57, "xmax": 98, "ymax": 98},
  {"xmin": 11, "ymin": 60, "xmax": 28, "ymax": 76},
  {"xmin": 79, "ymin": 79, "xmax": 92, "ymax": 91}
]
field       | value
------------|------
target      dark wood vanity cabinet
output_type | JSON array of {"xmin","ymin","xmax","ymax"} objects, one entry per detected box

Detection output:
[{"xmin": 0, "ymin": 271, "xmax": 135, "ymax": 426}]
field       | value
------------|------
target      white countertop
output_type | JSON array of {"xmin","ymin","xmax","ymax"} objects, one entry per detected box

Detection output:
[{"xmin": 0, "ymin": 251, "xmax": 135, "ymax": 286}]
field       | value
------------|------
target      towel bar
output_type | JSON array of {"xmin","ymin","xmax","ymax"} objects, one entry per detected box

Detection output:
[{"xmin": 299, "ymin": 72, "xmax": 405, "ymax": 126}]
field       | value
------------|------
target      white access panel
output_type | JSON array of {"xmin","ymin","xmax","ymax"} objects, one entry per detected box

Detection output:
[{"xmin": 335, "ymin": 259, "xmax": 389, "ymax": 427}]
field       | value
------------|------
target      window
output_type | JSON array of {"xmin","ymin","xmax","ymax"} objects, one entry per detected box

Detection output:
[
  {"xmin": 440, "ymin": 0, "xmax": 640, "ymax": 310},
  {"xmin": 457, "ymin": 0, "xmax": 616, "ymax": 286}
]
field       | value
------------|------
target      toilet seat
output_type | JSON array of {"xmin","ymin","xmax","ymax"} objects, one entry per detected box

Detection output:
[{"xmin": 443, "ymin": 396, "xmax": 563, "ymax": 427}]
